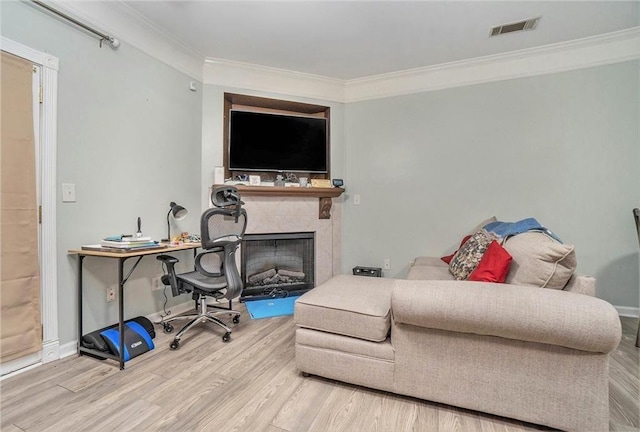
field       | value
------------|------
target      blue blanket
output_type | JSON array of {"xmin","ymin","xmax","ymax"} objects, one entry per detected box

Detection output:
[{"xmin": 484, "ymin": 218, "xmax": 562, "ymax": 243}]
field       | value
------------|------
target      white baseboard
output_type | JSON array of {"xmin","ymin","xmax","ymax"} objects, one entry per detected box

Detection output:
[
  {"xmin": 59, "ymin": 340, "xmax": 79, "ymax": 359},
  {"xmin": 615, "ymin": 306, "xmax": 639, "ymax": 318}
]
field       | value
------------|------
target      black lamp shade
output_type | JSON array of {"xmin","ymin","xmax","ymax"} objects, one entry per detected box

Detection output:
[
  {"xmin": 170, "ymin": 202, "xmax": 188, "ymax": 220},
  {"xmin": 164, "ymin": 202, "xmax": 188, "ymax": 241}
]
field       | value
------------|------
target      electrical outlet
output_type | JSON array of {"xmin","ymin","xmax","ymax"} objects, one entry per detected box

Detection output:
[
  {"xmin": 106, "ymin": 287, "xmax": 115, "ymax": 302},
  {"xmin": 383, "ymin": 259, "xmax": 391, "ymax": 270},
  {"xmin": 151, "ymin": 276, "xmax": 164, "ymax": 291},
  {"xmin": 354, "ymin": 194, "xmax": 361, "ymax": 205}
]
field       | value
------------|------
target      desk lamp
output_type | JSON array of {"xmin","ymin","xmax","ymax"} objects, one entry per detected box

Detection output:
[{"xmin": 162, "ymin": 202, "xmax": 188, "ymax": 242}]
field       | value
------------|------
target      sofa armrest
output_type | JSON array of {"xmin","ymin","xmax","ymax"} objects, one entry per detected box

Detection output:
[
  {"xmin": 563, "ymin": 274, "xmax": 595, "ymax": 296},
  {"xmin": 391, "ymin": 279, "xmax": 621, "ymax": 353}
]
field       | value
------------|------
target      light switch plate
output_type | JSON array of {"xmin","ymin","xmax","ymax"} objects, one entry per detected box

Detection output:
[{"xmin": 62, "ymin": 183, "xmax": 76, "ymax": 202}]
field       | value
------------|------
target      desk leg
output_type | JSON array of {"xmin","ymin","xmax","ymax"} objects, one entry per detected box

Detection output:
[
  {"xmin": 77, "ymin": 255, "xmax": 85, "ymax": 356},
  {"xmin": 118, "ymin": 258, "xmax": 125, "ymax": 370}
]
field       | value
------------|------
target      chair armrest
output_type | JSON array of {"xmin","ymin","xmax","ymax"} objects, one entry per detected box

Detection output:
[
  {"xmin": 391, "ymin": 279, "xmax": 621, "ymax": 353},
  {"xmin": 156, "ymin": 254, "xmax": 179, "ymax": 264},
  {"xmin": 156, "ymin": 255, "xmax": 180, "ymax": 297}
]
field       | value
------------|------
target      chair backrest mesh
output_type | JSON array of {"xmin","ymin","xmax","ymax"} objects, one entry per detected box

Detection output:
[
  {"xmin": 198, "ymin": 252, "xmax": 222, "ymax": 275},
  {"xmin": 201, "ymin": 208, "xmax": 247, "ymax": 249}
]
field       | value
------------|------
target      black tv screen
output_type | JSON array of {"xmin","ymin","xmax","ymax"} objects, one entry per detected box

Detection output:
[{"xmin": 229, "ymin": 110, "xmax": 328, "ymax": 173}]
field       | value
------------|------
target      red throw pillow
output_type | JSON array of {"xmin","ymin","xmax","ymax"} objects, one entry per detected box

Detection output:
[
  {"xmin": 468, "ymin": 240, "xmax": 512, "ymax": 283},
  {"xmin": 441, "ymin": 235, "xmax": 472, "ymax": 264}
]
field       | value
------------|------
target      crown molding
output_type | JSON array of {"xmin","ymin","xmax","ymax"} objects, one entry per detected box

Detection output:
[
  {"xmin": 204, "ymin": 27, "xmax": 639, "ymax": 103},
  {"xmin": 203, "ymin": 58, "xmax": 346, "ymax": 103},
  {"xmin": 36, "ymin": 2, "xmax": 639, "ymax": 103},
  {"xmin": 46, "ymin": 1, "xmax": 204, "ymax": 81},
  {"xmin": 345, "ymin": 27, "xmax": 640, "ymax": 102}
]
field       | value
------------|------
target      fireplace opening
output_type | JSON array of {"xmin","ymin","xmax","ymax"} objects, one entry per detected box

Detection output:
[{"xmin": 240, "ymin": 232, "xmax": 315, "ymax": 301}]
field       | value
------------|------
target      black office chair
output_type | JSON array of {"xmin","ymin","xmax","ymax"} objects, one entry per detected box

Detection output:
[
  {"xmin": 157, "ymin": 186, "xmax": 247, "ymax": 350},
  {"xmin": 633, "ymin": 208, "xmax": 640, "ymax": 348}
]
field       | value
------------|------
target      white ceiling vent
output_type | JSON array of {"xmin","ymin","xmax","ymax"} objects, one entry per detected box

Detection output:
[{"xmin": 490, "ymin": 17, "xmax": 540, "ymax": 37}]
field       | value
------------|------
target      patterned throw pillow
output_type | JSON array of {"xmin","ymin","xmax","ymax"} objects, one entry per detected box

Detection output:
[{"xmin": 449, "ymin": 230, "xmax": 499, "ymax": 280}]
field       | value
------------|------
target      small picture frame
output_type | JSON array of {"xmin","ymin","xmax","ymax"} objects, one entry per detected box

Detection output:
[{"xmin": 249, "ymin": 175, "xmax": 261, "ymax": 186}]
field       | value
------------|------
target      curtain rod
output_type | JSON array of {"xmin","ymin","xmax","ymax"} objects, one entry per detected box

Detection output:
[{"xmin": 31, "ymin": 0, "xmax": 120, "ymax": 49}]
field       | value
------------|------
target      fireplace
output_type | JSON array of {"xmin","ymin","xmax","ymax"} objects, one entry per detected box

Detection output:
[{"xmin": 240, "ymin": 232, "xmax": 315, "ymax": 300}]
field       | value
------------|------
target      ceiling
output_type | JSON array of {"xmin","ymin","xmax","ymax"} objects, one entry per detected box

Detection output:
[{"xmin": 121, "ymin": 1, "xmax": 638, "ymax": 80}]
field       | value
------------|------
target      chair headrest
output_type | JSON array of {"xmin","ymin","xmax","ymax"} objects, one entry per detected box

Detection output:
[{"xmin": 211, "ymin": 186, "xmax": 244, "ymax": 208}]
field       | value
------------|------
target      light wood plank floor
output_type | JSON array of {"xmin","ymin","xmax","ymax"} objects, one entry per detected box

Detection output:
[{"xmin": 1, "ymin": 307, "xmax": 638, "ymax": 432}]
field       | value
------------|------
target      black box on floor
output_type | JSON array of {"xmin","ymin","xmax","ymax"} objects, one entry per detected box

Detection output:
[{"xmin": 352, "ymin": 266, "xmax": 382, "ymax": 277}]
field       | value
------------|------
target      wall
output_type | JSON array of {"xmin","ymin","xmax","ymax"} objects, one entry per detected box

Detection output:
[
  {"xmin": 344, "ymin": 61, "xmax": 640, "ymax": 309},
  {"xmin": 1, "ymin": 2, "xmax": 203, "ymax": 346}
]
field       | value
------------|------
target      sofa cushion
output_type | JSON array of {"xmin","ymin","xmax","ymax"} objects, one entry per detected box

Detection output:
[
  {"xmin": 468, "ymin": 240, "xmax": 512, "ymax": 283},
  {"xmin": 503, "ymin": 232, "xmax": 576, "ymax": 289},
  {"xmin": 407, "ymin": 264, "xmax": 454, "ymax": 280},
  {"xmin": 294, "ymin": 275, "xmax": 394, "ymax": 342},
  {"xmin": 449, "ymin": 230, "xmax": 499, "ymax": 280},
  {"xmin": 413, "ymin": 256, "xmax": 449, "ymax": 267}
]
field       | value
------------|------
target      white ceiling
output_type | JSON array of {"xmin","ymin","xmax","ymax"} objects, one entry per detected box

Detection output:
[{"xmin": 119, "ymin": 1, "xmax": 638, "ymax": 80}]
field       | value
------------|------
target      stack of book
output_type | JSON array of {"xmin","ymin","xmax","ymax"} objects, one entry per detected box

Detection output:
[{"xmin": 98, "ymin": 236, "xmax": 161, "ymax": 251}]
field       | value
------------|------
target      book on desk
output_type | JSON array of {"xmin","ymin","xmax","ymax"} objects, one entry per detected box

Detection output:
[
  {"xmin": 81, "ymin": 243, "xmax": 167, "ymax": 253},
  {"xmin": 81, "ymin": 235, "xmax": 166, "ymax": 253}
]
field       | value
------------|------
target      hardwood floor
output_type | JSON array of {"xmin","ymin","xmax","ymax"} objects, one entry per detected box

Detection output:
[{"xmin": 1, "ymin": 308, "xmax": 638, "ymax": 432}]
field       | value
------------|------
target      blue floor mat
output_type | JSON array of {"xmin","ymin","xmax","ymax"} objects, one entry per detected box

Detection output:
[{"xmin": 245, "ymin": 296, "xmax": 300, "ymax": 319}]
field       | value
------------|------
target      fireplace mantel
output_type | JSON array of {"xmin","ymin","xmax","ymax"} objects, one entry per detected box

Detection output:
[{"xmin": 214, "ymin": 184, "xmax": 345, "ymax": 219}]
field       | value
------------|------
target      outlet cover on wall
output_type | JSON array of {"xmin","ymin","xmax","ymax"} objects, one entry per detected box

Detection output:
[
  {"xmin": 151, "ymin": 276, "xmax": 164, "ymax": 291},
  {"xmin": 106, "ymin": 287, "xmax": 115, "ymax": 302}
]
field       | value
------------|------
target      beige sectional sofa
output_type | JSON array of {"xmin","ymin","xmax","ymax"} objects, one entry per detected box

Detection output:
[{"xmin": 294, "ymin": 245, "xmax": 622, "ymax": 431}]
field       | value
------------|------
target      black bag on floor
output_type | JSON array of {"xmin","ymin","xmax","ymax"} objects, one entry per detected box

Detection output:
[{"xmin": 81, "ymin": 316, "xmax": 155, "ymax": 356}]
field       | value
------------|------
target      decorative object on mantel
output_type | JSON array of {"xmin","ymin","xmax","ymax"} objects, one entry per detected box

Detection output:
[
  {"xmin": 275, "ymin": 175, "xmax": 285, "ymax": 187},
  {"xmin": 249, "ymin": 175, "xmax": 261, "ymax": 186},
  {"xmin": 311, "ymin": 179, "xmax": 332, "ymax": 188},
  {"xmin": 332, "ymin": 179, "xmax": 344, "ymax": 187}
]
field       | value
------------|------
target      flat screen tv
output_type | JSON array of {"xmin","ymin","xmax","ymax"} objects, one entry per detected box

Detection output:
[{"xmin": 229, "ymin": 110, "xmax": 328, "ymax": 174}]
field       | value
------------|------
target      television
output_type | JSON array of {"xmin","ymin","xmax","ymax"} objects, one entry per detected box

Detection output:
[{"xmin": 229, "ymin": 110, "xmax": 328, "ymax": 174}]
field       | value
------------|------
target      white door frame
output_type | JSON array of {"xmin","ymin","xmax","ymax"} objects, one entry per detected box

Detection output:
[{"xmin": 1, "ymin": 37, "xmax": 59, "ymax": 374}]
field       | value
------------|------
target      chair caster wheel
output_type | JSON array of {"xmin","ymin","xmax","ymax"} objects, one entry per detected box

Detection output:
[
  {"xmin": 222, "ymin": 332, "xmax": 231, "ymax": 342},
  {"xmin": 232, "ymin": 315, "xmax": 240, "ymax": 324},
  {"xmin": 169, "ymin": 340, "xmax": 180, "ymax": 350},
  {"xmin": 163, "ymin": 323, "xmax": 174, "ymax": 334}
]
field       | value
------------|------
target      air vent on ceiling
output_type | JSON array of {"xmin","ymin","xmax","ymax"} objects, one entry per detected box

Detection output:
[{"xmin": 490, "ymin": 17, "xmax": 540, "ymax": 37}]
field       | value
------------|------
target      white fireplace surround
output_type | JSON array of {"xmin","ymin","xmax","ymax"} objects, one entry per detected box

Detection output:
[{"xmin": 241, "ymin": 196, "xmax": 342, "ymax": 287}]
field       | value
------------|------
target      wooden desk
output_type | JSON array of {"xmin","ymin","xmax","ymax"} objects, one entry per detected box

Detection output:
[{"xmin": 68, "ymin": 242, "xmax": 200, "ymax": 369}]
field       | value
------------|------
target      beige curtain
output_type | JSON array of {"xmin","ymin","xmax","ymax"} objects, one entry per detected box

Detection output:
[{"xmin": 1, "ymin": 51, "xmax": 42, "ymax": 362}]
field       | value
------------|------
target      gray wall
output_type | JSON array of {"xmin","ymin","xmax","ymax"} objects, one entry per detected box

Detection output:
[
  {"xmin": 2, "ymin": 2, "xmax": 203, "ymax": 345},
  {"xmin": 344, "ymin": 61, "xmax": 640, "ymax": 308}
]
